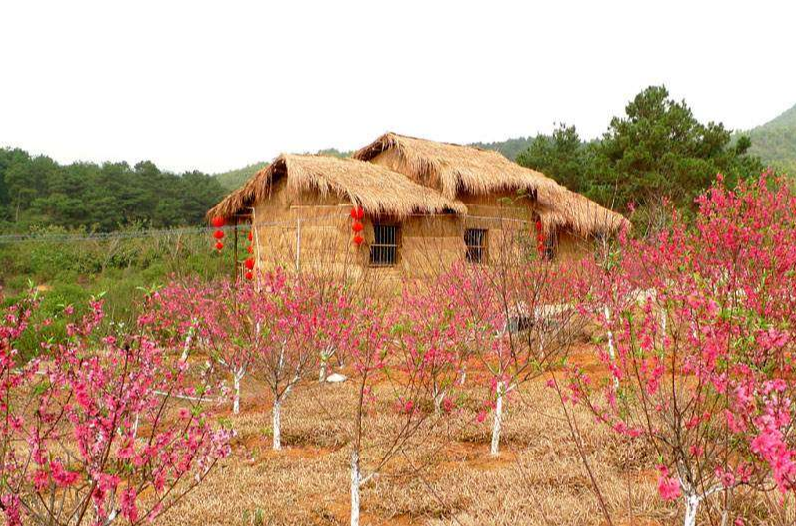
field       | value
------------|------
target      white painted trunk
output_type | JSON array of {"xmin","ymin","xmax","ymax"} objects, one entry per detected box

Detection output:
[
  {"xmin": 232, "ymin": 371, "xmax": 243, "ymax": 415},
  {"xmin": 319, "ymin": 359, "xmax": 328, "ymax": 382},
  {"xmin": 180, "ymin": 323, "xmax": 196, "ymax": 361},
  {"xmin": 603, "ymin": 306, "xmax": 615, "ymax": 360},
  {"xmin": 490, "ymin": 381, "xmax": 504, "ymax": 456},
  {"xmin": 272, "ymin": 399, "xmax": 282, "ymax": 450},
  {"xmin": 433, "ymin": 388, "xmax": 445, "ymax": 415},
  {"xmin": 683, "ymin": 492, "xmax": 699, "ymax": 526},
  {"xmin": 350, "ymin": 451, "xmax": 361, "ymax": 526},
  {"xmin": 459, "ymin": 365, "xmax": 467, "ymax": 386},
  {"xmin": 603, "ymin": 306, "xmax": 619, "ymax": 389}
]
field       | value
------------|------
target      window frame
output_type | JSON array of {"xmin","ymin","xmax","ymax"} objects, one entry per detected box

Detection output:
[
  {"xmin": 368, "ymin": 223, "xmax": 401, "ymax": 267},
  {"xmin": 464, "ymin": 227, "xmax": 488, "ymax": 264}
]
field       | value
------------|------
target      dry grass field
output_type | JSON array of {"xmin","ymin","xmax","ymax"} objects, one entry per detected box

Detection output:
[{"xmin": 152, "ymin": 345, "xmax": 676, "ymax": 526}]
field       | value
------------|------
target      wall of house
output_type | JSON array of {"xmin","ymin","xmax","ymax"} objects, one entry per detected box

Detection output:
[
  {"xmin": 247, "ymin": 177, "xmax": 593, "ymax": 292},
  {"xmin": 250, "ymin": 177, "xmax": 362, "ymax": 282}
]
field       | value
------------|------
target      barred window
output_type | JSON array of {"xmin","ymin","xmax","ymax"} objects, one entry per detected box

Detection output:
[
  {"xmin": 369, "ymin": 224, "xmax": 400, "ymax": 266},
  {"xmin": 464, "ymin": 228, "xmax": 488, "ymax": 263},
  {"xmin": 543, "ymin": 230, "xmax": 558, "ymax": 261}
]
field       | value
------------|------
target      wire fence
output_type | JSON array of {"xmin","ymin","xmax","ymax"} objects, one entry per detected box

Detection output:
[{"xmin": 0, "ymin": 213, "xmax": 538, "ymax": 244}]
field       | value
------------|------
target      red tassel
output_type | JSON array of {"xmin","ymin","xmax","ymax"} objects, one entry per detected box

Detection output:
[
  {"xmin": 211, "ymin": 216, "xmax": 225, "ymax": 228},
  {"xmin": 353, "ymin": 234, "xmax": 364, "ymax": 245},
  {"xmin": 245, "ymin": 271, "xmax": 253, "ymax": 280},
  {"xmin": 248, "ymin": 231, "xmax": 253, "ymax": 241},
  {"xmin": 213, "ymin": 230, "xmax": 225, "ymax": 240},
  {"xmin": 352, "ymin": 221, "xmax": 363, "ymax": 233},
  {"xmin": 215, "ymin": 241, "xmax": 224, "ymax": 250},
  {"xmin": 244, "ymin": 257, "xmax": 255, "ymax": 270},
  {"xmin": 247, "ymin": 245, "xmax": 254, "ymax": 254}
]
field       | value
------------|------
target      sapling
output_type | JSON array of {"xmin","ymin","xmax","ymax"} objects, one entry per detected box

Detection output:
[
  {"xmin": 145, "ymin": 278, "xmax": 256, "ymax": 415},
  {"xmin": 335, "ymin": 280, "xmax": 463, "ymax": 526},
  {"xmin": 248, "ymin": 270, "xmax": 335, "ymax": 450},
  {"xmin": 446, "ymin": 244, "xmax": 584, "ymax": 456}
]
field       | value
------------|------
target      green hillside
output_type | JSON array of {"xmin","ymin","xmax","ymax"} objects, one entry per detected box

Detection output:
[
  {"xmin": 213, "ymin": 149, "xmax": 353, "ymax": 191},
  {"xmin": 470, "ymin": 137, "xmax": 535, "ymax": 160},
  {"xmin": 746, "ymin": 103, "xmax": 796, "ymax": 174},
  {"xmin": 214, "ymin": 162, "xmax": 268, "ymax": 191}
]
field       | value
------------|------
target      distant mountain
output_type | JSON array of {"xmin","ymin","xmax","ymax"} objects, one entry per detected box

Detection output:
[
  {"xmin": 745, "ymin": 103, "xmax": 796, "ymax": 175},
  {"xmin": 214, "ymin": 162, "xmax": 268, "ymax": 191},
  {"xmin": 470, "ymin": 137, "xmax": 535, "ymax": 161},
  {"xmin": 213, "ymin": 149, "xmax": 354, "ymax": 191}
]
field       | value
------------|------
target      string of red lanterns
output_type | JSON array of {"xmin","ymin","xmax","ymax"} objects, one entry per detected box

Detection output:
[
  {"xmin": 211, "ymin": 217, "xmax": 225, "ymax": 251},
  {"xmin": 535, "ymin": 219, "xmax": 545, "ymax": 255},
  {"xmin": 350, "ymin": 205, "xmax": 364, "ymax": 246},
  {"xmin": 212, "ymin": 216, "xmax": 257, "ymax": 280},
  {"xmin": 245, "ymin": 230, "xmax": 255, "ymax": 280}
]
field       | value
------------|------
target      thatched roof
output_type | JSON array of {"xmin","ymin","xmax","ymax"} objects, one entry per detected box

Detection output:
[
  {"xmin": 353, "ymin": 132, "xmax": 628, "ymax": 235},
  {"xmin": 206, "ymin": 154, "xmax": 466, "ymax": 221}
]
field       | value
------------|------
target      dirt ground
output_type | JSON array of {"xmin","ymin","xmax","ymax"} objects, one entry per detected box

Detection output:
[{"xmin": 149, "ymin": 343, "xmax": 690, "ymax": 526}]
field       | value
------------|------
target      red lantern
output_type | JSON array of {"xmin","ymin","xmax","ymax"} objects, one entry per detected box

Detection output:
[
  {"xmin": 353, "ymin": 234, "xmax": 364, "ymax": 246},
  {"xmin": 247, "ymin": 245, "xmax": 254, "ymax": 254},
  {"xmin": 535, "ymin": 219, "xmax": 543, "ymax": 233},
  {"xmin": 215, "ymin": 241, "xmax": 224, "ymax": 251},
  {"xmin": 244, "ymin": 257, "xmax": 255, "ymax": 270},
  {"xmin": 350, "ymin": 206, "xmax": 364, "ymax": 220},
  {"xmin": 248, "ymin": 231, "xmax": 253, "ymax": 242},
  {"xmin": 211, "ymin": 216, "xmax": 225, "ymax": 228},
  {"xmin": 245, "ymin": 271, "xmax": 253, "ymax": 280},
  {"xmin": 213, "ymin": 229, "xmax": 225, "ymax": 240},
  {"xmin": 352, "ymin": 221, "xmax": 363, "ymax": 233}
]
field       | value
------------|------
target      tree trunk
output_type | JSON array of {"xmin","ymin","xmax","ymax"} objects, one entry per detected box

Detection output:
[
  {"xmin": 350, "ymin": 450, "xmax": 361, "ymax": 526},
  {"xmin": 683, "ymin": 492, "xmax": 700, "ymax": 526},
  {"xmin": 319, "ymin": 358, "xmax": 328, "ymax": 383},
  {"xmin": 233, "ymin": 370, "xmax": 244, "ymax": 415},
  {"xmin": 603, "ymin": 306, "xmax": 619, "ymax": 389},
  {"xmin": 180, "ymin": 323, "xmax": 196, "ymax": 361},
  {"xmin": 433, "ymin": 387, "xmax": 445, "ymax": 415},
  {"xmin": 603, "ymin": 306, "xmax": 615, "ymax": 361},
  {"xmin": 490, "ymin": 381, "xmax": 504, "ymax": 456},
  {"xmin": 272, "ymin": 399, "xmax": 282, "ymax": 450}
]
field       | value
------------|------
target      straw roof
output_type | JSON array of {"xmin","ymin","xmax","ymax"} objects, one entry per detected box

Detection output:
[
  {"xmin": 206, "ymin": 154, "xmax": 466, "ymax": 221},
  {"xmin": 353, "ymin": 132, "xmax": 628, "ymax": 235}
]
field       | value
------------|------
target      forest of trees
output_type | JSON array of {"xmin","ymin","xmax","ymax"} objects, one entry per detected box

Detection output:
[
  {"xmin": 0, "ymin": 150, "xmax": 226, "ymax": 232},
  {"xmin": 1, "ymin": 85, "xmax": 787, "ymax": 233}
]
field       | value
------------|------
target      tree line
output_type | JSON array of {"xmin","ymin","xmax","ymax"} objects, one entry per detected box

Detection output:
[
  {"xmin": 515, "ymin": 85, "xmax": 765, "ymax": 222},
  {"xmin": 0, "ymin": 85, "xmax": 771, "ymax": 233},
  {"xmin": 0, "ymin": 150, "xmax": 226, "ymax": 232}
]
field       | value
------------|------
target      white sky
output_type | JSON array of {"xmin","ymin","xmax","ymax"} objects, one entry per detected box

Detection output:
[{"xmin": 1, "ymin": 0, "xmax": 794, "ymax": 174}]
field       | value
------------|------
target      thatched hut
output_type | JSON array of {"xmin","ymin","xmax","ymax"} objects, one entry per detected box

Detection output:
[
  {"xmin": 208, "ymin": 133, "xmax": 628, "ymax": 282},
  {"xmin": 353, "ymin": 133, "xmax": 627, "ymax": 259}
]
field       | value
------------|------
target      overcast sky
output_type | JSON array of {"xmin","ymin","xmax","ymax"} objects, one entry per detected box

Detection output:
[{"xmin": 1, "ymin": 0, "xmax": 794, "ymax": 174}]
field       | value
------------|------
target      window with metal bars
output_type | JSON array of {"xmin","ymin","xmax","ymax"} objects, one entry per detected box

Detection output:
[
  {"xmin": 464, "ymin": 228, "xmax": 488, "ymax": 263},
  {"xmin": 369, "ymin": 224, "xmax": 400, "ymax": 266},
  {"xmin": 542, "ymin": 230, "xmax": 558, "ymax": 261}
]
